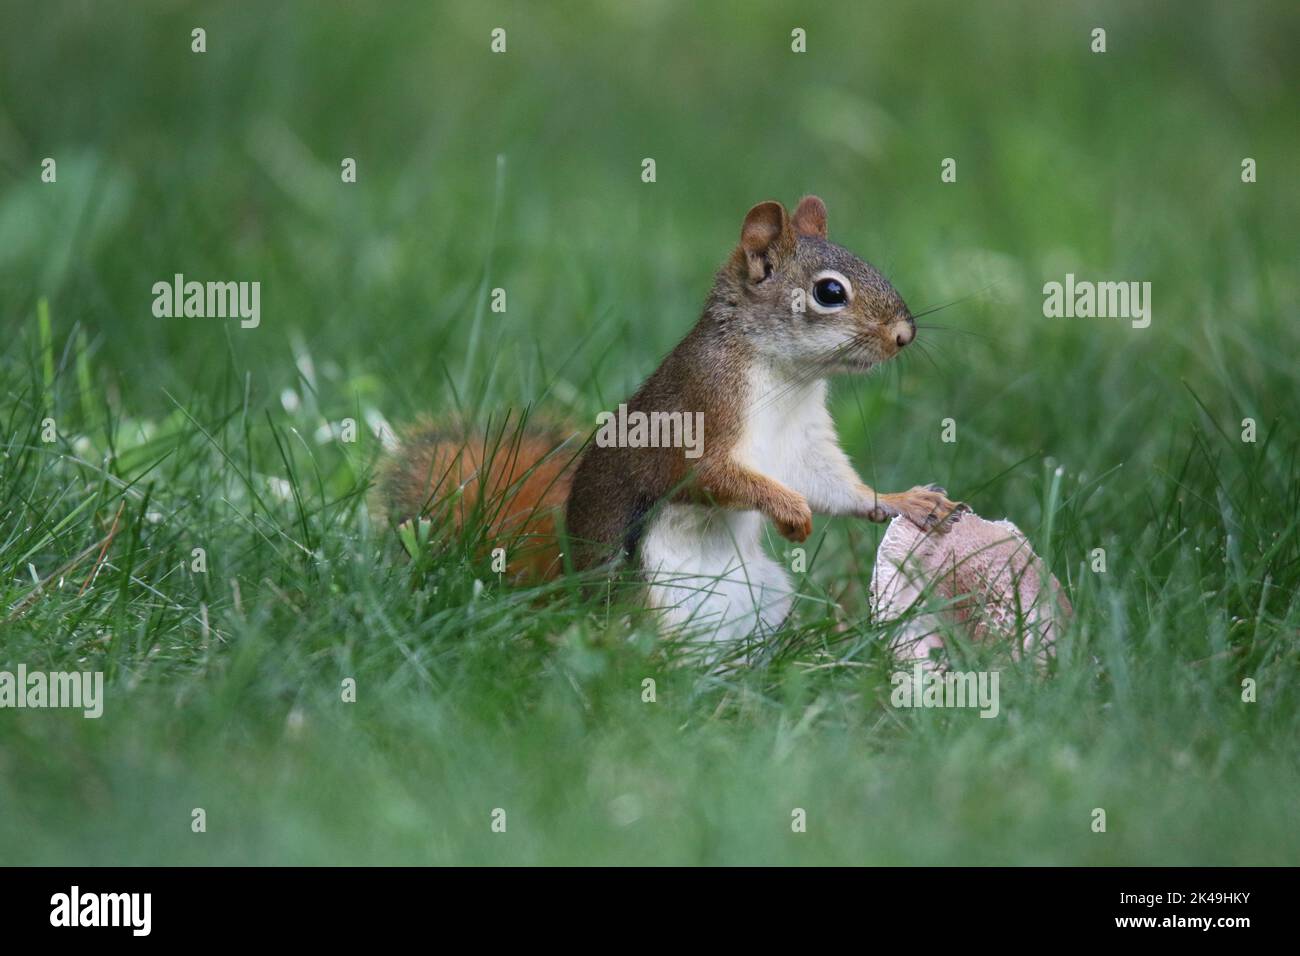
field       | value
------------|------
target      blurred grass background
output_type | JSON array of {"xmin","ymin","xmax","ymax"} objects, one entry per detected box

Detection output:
[{"xmin": 1, "ymin": 0, "xmax": 1298, "ymax": 864}]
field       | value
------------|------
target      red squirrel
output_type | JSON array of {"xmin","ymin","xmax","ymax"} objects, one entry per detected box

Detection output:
[{"xmin": 379, "ymin": 196, "xmax": 964, "ymax": 642}]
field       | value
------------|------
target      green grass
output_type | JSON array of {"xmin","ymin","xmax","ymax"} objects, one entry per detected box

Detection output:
[{"xmin": 1, "ymin": 0, "xmax": 1298, "ymax": 864}]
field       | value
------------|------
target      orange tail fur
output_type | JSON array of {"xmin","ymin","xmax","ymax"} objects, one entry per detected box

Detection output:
[{"xmin": 376, "ymin": 419, "xmax": 581, "ymax": 582}]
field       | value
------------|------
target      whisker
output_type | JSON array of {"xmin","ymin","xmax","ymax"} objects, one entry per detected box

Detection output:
[
  {"xmin": 908, "ymin": 338, "xmax": 943, "ymax": 375},
  {"xmin": 909, "ymin": 282, "xmax": 1002, "ymax": 320},
  {"xmin": 747, "ymin": 337, "xmax": 865, "ymax": 416},
  {"xmin": 911, "ymin": 334, "xmax": 958, "ymax": 363},
  {"xmin": 916, "ymin": 322, "xmax": 992, "ymax": 342}
]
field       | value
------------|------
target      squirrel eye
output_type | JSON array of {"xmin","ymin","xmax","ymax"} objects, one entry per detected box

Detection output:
[{"xmin": 812, "ymin": 276, "xmax": 848, "ymax": 309}]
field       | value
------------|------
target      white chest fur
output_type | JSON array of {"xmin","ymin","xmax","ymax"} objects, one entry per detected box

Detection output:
[
  {"xmin": 733, "ymin": 365, "xmax": 832, "ymax": 485},
  {"xmin": 638, "ymin": 363, "xmax": 832, "ymax": 647}
]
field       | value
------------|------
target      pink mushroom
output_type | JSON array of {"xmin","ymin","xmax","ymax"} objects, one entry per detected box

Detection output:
[{"xmin": 870, "ymin": 512, "xmax": 1071, "ymax": 666}]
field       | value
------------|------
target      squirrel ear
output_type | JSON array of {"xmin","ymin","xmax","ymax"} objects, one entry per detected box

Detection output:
[
  {"xmin": 737, "ymin": 200, "xmax": 794, "ymax": 283},
  {"xmin": 791, "ymin": 195, "xmax": 828, "ymax": 239}
]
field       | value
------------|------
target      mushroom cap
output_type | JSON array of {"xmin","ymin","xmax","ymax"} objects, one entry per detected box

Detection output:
[{"xmin": 870, "ymin": 513, "xmax": 1071, "ymax": 663}]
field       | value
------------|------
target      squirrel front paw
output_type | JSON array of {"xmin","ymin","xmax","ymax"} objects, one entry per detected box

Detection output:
[
  {"xmin": 871, "ymin": 485, "xmax": 968, "ymax": 533},
  {"xmin": 768, "ymin": 492, "xmax": 813, "ymax": 542}
]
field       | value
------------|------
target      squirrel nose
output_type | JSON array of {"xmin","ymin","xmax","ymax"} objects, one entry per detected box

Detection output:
[{"xmin": 893, "ymin": 320, "xmax": 915, "ymax": 348}]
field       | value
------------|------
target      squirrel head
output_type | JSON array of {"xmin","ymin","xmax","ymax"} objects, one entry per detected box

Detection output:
[{"xmin": 715, "ymin": 196, "xmax": 915, "ymax": 374}]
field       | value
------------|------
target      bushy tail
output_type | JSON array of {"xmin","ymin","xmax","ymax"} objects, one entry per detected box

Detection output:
[{"xmin": 375, "ymin": 416, "xmax": 582, "ymax": 582}]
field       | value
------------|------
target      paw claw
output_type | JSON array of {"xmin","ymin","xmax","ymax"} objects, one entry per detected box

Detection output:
[{"xmin": 890, "ymin": 484, "xmax": 965, "ymax": 535}]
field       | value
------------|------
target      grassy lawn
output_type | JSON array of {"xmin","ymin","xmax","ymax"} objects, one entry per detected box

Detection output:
[{"xmin": 1, "ymin": 0, "xmax": 1297, "ymax": 865}]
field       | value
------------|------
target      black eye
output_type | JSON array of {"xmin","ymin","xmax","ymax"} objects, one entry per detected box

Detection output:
[{"xmin": 813, "ymin": 277, "xmax": 848, "ymax": 308}]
